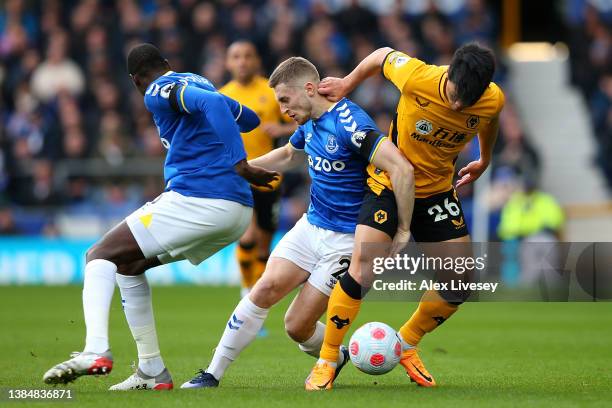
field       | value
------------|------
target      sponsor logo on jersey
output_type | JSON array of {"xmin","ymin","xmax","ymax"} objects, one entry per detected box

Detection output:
[
  {"xmin": 351, "ymin": 131, "xmax": 367, "ymax": 148},
  {"xmin": 415, "ymin": 119, "xmax": 433, "ymax": 135},
  {"xmin": 325, "ymin": 134, "xmax": 339, "ymax": 153},
  {"xmin": 410, "ymin": 126, "xmax": 469, "ymax": 149},
  {"xmin": 308, "ymin": 155, "xmax": 346, "ymax": 172}
]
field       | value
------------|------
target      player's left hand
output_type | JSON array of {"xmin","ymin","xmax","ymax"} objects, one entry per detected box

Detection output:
[
  {"xmin": 318, "ymin": 77, "xmax": 349, "ymax": 102},
  {"xmin": 234, "ymin": 160, "xmax": 280, "ymax": 189},
  {"xmin": 389, "ymin": 228, "xmax": 411, "ymax": 257},
  {"xmin": 456, "ymin": 159, "xmax": 488, "ymax": 189}
]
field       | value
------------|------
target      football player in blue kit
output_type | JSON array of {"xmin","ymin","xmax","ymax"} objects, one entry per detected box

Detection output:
[
  {"xmin": 181, "ymin": 57, "xmax": 415, "ymax": 388},
  {"xmin": 42, "ymin": 44, "xmax": 278, "ymax": 390}
]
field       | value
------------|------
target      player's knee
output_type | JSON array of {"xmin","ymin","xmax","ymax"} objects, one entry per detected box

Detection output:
[
  {"xmin": 239, "ymin": 228, "xmax": 256, "ymax": 246},
  {"xmin": 116, "ymin": 263, "xmax": 143, "ymax": 277},
  {"xmin": 249, "ymin": 278, "xmax": 280, "ymax": 308},
  {"xmin": 285, "ymin": 310, "xmax": 314, "ymax": 343},
  {"xmin": 349, "ymin": 252, "xmax": 377, "ymax": 288},
  {"xmin": 86, "ymin": 242, "xmax": 105, "ymax": 263},
  {"xmin": 86, "ymin": 240, "xmax": 120, "ymax": 265},
  {"xmin": 284, "ymin": 313, "xmax": 310, "ymax": 343}
]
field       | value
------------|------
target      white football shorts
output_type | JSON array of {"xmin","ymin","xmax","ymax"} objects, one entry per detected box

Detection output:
[
  {"xmin": 270, "ymin": 214, "xmax": 354, "ymax": 296},
  {"xmin": 126, "ymin": 190, "xmax": 252, "ymax": 265}
]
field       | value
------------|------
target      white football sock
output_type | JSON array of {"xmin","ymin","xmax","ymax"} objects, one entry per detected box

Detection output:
[
  {"xmin": 300, "ymin": 322, "xmax": 345, "ymax": 366},
  {"xmin": 116, "ymin": 273, "xmax": 165, "ymax": 377},
  {"xmin": 298, "ymin": 321, "xmax": 325, "ymax": 358},
  {"xmin": 83, "ymin": 259, "xmax": 117, "ymax": 354},
  {"xmin": 240, "ymin": 287, "xmax": 250, "ymax": 299},
  {"xmin": 207, "ymin": 296, "xmax": 269, "ymax": 380}
]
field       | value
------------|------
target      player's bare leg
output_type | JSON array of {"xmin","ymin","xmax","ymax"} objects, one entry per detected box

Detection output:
[
  {"xmin": 237, "ymin": 216, "xmax": 258, "ymax": 297},
  {"xmin": 254, "ymin": 226, "xmax": 274, "ymax": 338},
  {"xmin": 237, "ymin": 212, "xmax": 274, "ymax": 302},
  {"xmin": 43, "ymin": 221, "xmax": 148, "ymax": 385},
  {"xmin": 182, "ymin": 257, "xmax": 309, "ymax": 388},
  {"xmin": 398, "ymin": 234, "xmax": 472, "ymax": 387},
  {"xmin": 284, "ymin": 283, "xmax": 350, "ymax": 382},
  {"xmin": 254, "ymin": 225, "xmax": 273, "ymax": 285},
  {"xmin": 306, "ymin": 225, "xmax": 390, "ymax": 390}
]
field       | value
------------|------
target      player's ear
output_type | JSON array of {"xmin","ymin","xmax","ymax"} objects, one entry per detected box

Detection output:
[
  {"xmin": 132, "ymin": 74, "xmax": 142, "ymax": 88},
  {"xmin": 304, "ymin": 82, "xmax": 316, "ymax": 97}
]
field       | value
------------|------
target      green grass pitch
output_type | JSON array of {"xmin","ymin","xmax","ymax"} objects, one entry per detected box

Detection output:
[{"xmin": 1, "ymin": 286, "xmax": 611, "ymax": 407}]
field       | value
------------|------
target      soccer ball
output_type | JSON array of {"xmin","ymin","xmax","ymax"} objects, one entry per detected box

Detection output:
[{"xmin": 348, "ymin": 322, "xmax": 402, "ymax": 375}]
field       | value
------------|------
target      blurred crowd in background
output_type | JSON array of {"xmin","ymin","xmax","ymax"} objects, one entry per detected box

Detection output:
[
  {"xmin": 0, "ymin": 0, "xmax": 603, "ymax": 240},
  {"xmin": 564, "ymin": 0, "xmax": 612, "ymax": 190}
]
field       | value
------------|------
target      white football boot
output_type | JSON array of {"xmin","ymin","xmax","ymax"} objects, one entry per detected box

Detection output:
[
  {"xmin": 109, "ymin": 368, "xmax": 173, "ymax": 391},
  {"xmin": 43, "ymin": 350, "xmax": 113, "ymax": 385}
]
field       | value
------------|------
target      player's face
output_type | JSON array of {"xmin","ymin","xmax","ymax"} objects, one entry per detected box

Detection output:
[
  {"xmin": 446, "ymin": 80, "xmax": 464, "ymax": 111},
  {"xmin": 226, "ymin": 43, "xmax": 259, "ymax": 83},
  {"xmin": 274, "ymin": 83, "xmax": 313, "ymax": 125}
]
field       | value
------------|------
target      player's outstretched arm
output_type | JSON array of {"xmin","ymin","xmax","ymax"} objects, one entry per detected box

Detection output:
[
  {"xmin": 456, "ymin": 115, "xmax": 500, "ymax": 189},
  {"xmin": 249, "ymin": 143, "xmax": 305, "ymax": 173},
  {"xmin": 370, "ymin": 139, "xmax": 415, "ymax": 254},
  {"xmin": 221, "ymin": 94, "xmax": 261, "ymax": 133},
  {"xmin": 175, "ymin": 85, "xmax": 280, "ymax": 188},
  {"xmin": 235, "ymin": 159, "xmax": 280, "ymax": 189},
  {"xmin": 261, "ymin": 122, "xmax": 297, "ymax": 139},
  {"xmin": 318, "ymin": 47, "xmax": 394, "ymax": 101}
]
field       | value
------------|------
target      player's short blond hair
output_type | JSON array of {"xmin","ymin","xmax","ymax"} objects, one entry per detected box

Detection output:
[{"xmin": 268, "ymin": 57, "xmax": 320, "ymax": 88}]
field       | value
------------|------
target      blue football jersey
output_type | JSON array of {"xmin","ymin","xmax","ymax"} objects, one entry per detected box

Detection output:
[
  {"xmin": 143, "ymin": 71, "xmax": 257, "ymax": 207},
  {"xmin": 290, "ymin": 98, "xmax": 386, "ymax": 233}
]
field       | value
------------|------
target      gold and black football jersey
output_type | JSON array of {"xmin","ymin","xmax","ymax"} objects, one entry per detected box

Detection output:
[{"xmin": 367, "ymin": 50, "xmax": 505, "ymax": 198}]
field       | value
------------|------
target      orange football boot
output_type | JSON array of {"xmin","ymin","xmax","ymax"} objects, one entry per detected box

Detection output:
[
  {"xmin": 399, "ymin": 349, "xmax": 437, "ymax": 387},
  {"xmin": 304, "ymin": 361, "xmax": 336, "ymax": 391}
]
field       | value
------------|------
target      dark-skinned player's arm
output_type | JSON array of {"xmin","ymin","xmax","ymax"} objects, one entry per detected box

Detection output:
[
  {"xmin": 456, "ymin": 115, "xmax": 499, "ymax": 189},
  {"xmin": 318, "ymin": 47, "xmax": 395, "ymax": 101},
  {"xmin": 368, "ymin": 137, "xmax": 415, "ymax": 255}
]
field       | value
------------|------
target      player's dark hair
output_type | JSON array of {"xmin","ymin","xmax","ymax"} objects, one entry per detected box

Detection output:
[
  {"xmin": 269, "ymin": 57, "xmax": 320, "ymax": 88},
  {"xmin": 127, "ymin": 43, "xmax": 167, "ymax": 76},
  {"xmin": 448, "ymin": 42, "xmax": 495, "ymax": 107},
  {"xmin": 229, "ymin": 39, "xmax": 260, "ymax": 55}
]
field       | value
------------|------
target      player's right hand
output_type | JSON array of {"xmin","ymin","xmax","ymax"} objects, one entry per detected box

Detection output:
[
  {"xmin": 318, "ymin": 77, "xmax": 349, "ymax": 102},
  {"xmin": 389, "ymin": 228, "xmax": 411, "ymax": 257},
  {"xmin": 234, "ymin": 160, "xmax": 280, "ymax": 190}
]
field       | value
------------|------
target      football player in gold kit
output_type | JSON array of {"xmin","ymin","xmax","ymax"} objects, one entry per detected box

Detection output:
[
  {"xmin": 220, "ymin": 41, "xmax": 296, "ymax": 299},
  {"xmin": 305, "ymin": 43, "xmax": 505, "ymax": 389}
]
